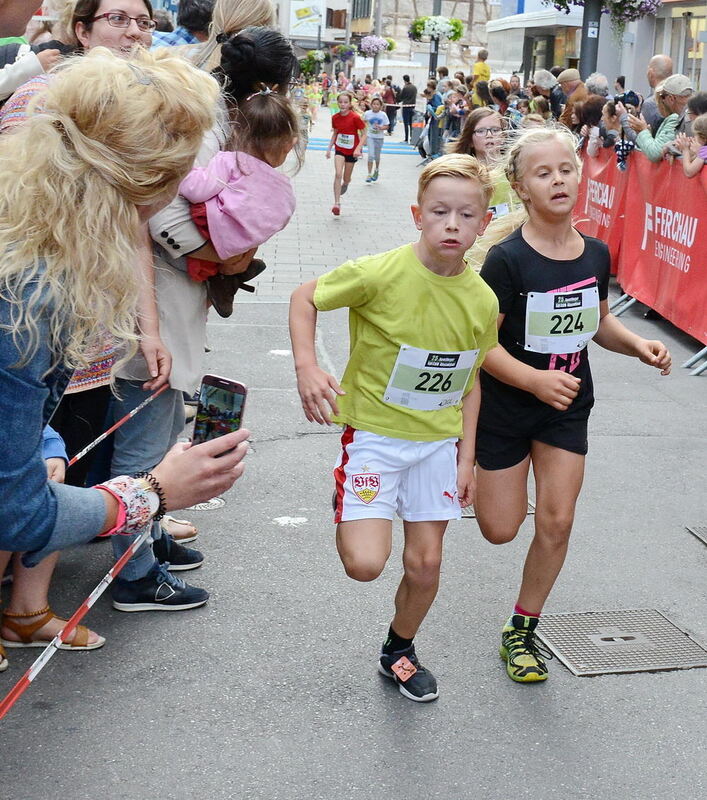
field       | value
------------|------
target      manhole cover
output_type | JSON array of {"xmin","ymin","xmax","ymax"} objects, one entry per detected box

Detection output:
[
  {"xmin": 461, "ymin": 499, "xmax": 535, "ymax": 519},
  {"xmin": 186, "ymin": 497, "xmax": 226, "ymax": 511},
  {"xmin": 537, "ymin": 609, "xmax": 707, "ymax": 677},
  {"xmin": 686, "ymin": 525, "xmax": 707, "ymax": 546}
]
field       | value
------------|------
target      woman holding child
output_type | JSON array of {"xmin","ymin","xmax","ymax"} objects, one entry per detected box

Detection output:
[{"xmin": 0, "ymin": 49, "xmax": 249, "ymax": 670}]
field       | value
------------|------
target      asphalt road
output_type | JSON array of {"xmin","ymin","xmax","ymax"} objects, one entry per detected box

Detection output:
[{"xmin": 1, "ymin": 114, "xmax": 705, "ymax": 800}]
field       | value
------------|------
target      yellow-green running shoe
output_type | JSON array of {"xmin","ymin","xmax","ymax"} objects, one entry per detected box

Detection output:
[{"xmin": 499, "ymin": 614, "xmax": 553, "ymax": 683}]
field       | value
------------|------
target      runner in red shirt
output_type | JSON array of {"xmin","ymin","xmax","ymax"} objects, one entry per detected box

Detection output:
[{"xmin": 326, "ymin": 91, "xmax": 367, "ymax": 216}]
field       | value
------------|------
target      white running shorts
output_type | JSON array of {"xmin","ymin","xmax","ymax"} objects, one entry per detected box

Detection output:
[{"xmin": 333, "ymin": 426, "xmax": 461, "ymax": 523}]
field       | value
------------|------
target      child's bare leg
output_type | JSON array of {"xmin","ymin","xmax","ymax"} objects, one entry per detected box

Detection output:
[
  {"xmin": 392, "ymin": 520, "xmax": 447, "ymax": 638},
  {"xmin": 516, "ymin": 442, "xmax": 584, "ymax": 613},
  {"xmin": 474, "ymin": 455, "xmax": 531, "ymax": 546},
  {"xmin": 333, "ymin": 154, "xmax": 345, "ymax": 205},
  {"xmin": 342, "ymin": 160, "xmax": 355, "ymax": 190},
  {"xmin": 336, "ymin": 518, "xmax": 392, "ymax": 581}
]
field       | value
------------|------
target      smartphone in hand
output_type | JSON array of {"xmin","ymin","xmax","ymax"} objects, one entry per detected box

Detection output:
[{"xmin": 192, "ymin": 374, "xmax": 247, "ymax": 447}]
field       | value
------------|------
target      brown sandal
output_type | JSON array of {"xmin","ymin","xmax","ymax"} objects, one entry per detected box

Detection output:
[
  {"xmin": 1, "ymin": 606, "xmax": 105, "ymax": 651},
  {"xmin": 0, "ymin": 642, "xmax": 7, "ymax": 671}
]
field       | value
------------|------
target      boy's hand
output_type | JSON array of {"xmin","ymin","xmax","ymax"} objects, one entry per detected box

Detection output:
[
  {"xmin": 636, "ymin": 339, "xmax": 671, "ymax": 375},
  {"xmin": 46, "ymin": 457, "xmax": 66, "ymax": 483},
  {"xmin": 296, "ymin": 365, "xmax": 345, "ymax": 424},
  {"xmin": 456, "ymin": 461, "xmax": 476, "ymax": 508},
  {"xmin": 529, "ymin": 370, "xmax": 581, "ymax": 411}
]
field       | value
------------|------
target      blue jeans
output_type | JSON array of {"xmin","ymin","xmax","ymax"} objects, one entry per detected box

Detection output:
[{"xmin": 109, "ymin": 380, "xmax": 185, "ymax": 581}]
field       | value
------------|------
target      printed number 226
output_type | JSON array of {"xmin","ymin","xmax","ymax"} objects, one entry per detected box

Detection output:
[
  {"xmin": 550, "ymin": 312, "xmax": 584, "ymax": 335},
  {"xmin": 414, "ymin": 372, "xmax": 452, "ymax": 392}
]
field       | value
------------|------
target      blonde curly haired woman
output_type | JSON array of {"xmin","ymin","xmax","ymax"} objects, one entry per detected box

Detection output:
[{"xmin": 0, "ymin": 48, "xmax": 250, "ymax": 671}]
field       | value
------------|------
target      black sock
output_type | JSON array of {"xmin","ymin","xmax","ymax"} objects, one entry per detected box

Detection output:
[{"xmin": 382, "ymin": 625, "xmax": 414, "ymax": 654}]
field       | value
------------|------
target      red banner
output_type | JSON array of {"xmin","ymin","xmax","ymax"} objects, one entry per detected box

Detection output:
[
  {"xmin": 573, "ymin": 145, "xmax": 629, "ymax": 274},
  {"xmin": 618, "ymin": 156, "xmax": 707, "ymax": 345}
]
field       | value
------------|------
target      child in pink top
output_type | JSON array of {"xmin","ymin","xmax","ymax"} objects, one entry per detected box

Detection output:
[
  {"xmin": 180, "ymin": 86, "xmax": 300, "ymax": 317},
  {"xmin": 674, "ymin": 113, "xmax": 707, "ymax": 179}
]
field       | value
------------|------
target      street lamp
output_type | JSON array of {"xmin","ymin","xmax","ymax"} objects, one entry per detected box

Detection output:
[{"xmin": 428, "ymin": 0, "xmax": 442, "ymax": 79}]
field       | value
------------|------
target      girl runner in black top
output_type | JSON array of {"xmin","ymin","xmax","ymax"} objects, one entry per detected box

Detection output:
[{"xmin": 474, "ymin": 126, "xmax": 671, "ymax": 684}]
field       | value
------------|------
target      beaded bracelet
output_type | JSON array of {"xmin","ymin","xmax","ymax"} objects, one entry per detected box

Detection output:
[{"xmin": 134, "ymin": 471, "xmax": 167, "ymax": 521}]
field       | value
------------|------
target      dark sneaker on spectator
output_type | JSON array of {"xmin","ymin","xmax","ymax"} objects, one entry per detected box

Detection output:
[
  {"xmin": 112, "ymin": 563, "xmax": 208, "ymax": 612},
  {"xmin": 379, "ymin": 644, "xmax": 439, "ymax": 702},
  {"xmin": 152, "ymin": 533, "xmax": 204, "ymax": 571}
]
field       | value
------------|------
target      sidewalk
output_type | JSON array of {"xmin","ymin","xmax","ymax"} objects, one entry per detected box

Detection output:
[{"xmin": 1, "ymin": 110, "xmax": 705, "ymax": 800}]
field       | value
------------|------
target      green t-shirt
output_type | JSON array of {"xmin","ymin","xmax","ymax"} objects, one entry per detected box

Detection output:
[{"xmin": 313, "ymin": 243, "xmax": 499, "ymax": 441}]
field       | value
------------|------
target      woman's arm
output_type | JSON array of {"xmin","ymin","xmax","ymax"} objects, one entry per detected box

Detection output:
[
  {"xmin": 634, "ymin": 115, "xmax": 679, "ymax": 162},
  {"xmin": 136, "ymin": 223, "xmax": 171, "ymax": 390},
  {"xmin": 148, "ymin": 123, "xmax": 224, "ymax": 258}
]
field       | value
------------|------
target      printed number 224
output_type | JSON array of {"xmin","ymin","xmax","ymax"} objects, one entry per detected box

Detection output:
[
  {"xmin": 414, "ymin": 372, "xmax": 452, "ymax": 392},
  {"xmin": 550, "ymin": 312, "xmax": 584, "ymax": 335}
]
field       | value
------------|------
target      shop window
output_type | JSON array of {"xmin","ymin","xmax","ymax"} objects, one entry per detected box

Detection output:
[{"xmin": 327, "ymin": 9, "xmax": 347, "ymax": 29}]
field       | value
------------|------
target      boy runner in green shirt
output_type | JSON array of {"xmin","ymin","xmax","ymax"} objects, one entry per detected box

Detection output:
[{"xmin": 289, "ymin": 155, "xmax": 499, "ymax": 702}]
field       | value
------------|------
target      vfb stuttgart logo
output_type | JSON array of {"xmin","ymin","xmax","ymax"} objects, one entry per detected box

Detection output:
[{"xmin": 352, "ymin": 473, "xmax": 380, "ymax": 504}]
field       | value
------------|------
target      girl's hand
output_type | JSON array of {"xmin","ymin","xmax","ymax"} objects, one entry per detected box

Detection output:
[
  {"xmin": 326, "ymin": 149, "xmax": 332, "ymax": 159},
  {"xmin": 295, "ymin": 364, "xmax": 345, "ymax": 425},
  {"xmin": 615, "ymin": 100, "xmax": 627, "ymax": 117},
  {"xmin": 456, "ymin": 461, "xmax": 476, "ymax": 508},
  {"xmin": 636, "ymin": 339, "xmax": 671, "ymax": 375},
  {"xmin": 46, "ymin": 457, "xmax": 66, "ymax": 483},
  {"xmin": 528, "ymin": 370, "xmax": 581, "ymax": 411},
  {"xmin": 353, "ymin": 147, "xmax": 362, "ymax": 158},
  {"xmin": 580, "ymin": 124, "xmax": 589, "ymax": 138}
]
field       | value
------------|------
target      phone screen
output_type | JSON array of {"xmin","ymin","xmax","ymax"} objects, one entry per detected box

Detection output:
[{"xmin": 192, "ymin": 380, "xmax": 246, "ymax": 446}]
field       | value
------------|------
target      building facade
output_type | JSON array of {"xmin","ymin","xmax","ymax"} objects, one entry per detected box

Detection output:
[
  {"xmin": 486, "ymin": 0, "xmax": 705, "ymax": 92},
  {"xmin": 278, "ymin": 1, "xmax": 500, "ymax": 82}
]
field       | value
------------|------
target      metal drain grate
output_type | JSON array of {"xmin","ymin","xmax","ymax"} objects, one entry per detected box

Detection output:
[
  {"xmin": 686, "ymin": 525, "xmax": 707, "ymax": 546},
  {"xmin": 461, "ymin": 499, "xmax": 535, "ymax": 519},
  {"xmin": 537, "ymin": 609, "xmax": 707, "ymax": 676},
  {"xmin": 186, "ymin": 496, "xmax": 226, "ymax": 511}
]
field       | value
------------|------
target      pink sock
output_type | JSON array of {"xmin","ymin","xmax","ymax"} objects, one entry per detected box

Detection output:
[{"xmin": 514, "ymin": 603, "xmax": 540, "ymax": 619}]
